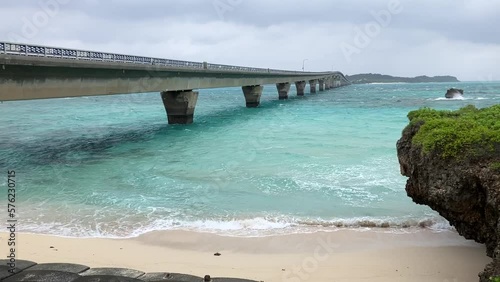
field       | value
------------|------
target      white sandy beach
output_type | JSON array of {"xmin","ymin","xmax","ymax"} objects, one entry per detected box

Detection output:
[{"xmin": 1, "ymin": 229, "xmax": 491, "ymax": 282}]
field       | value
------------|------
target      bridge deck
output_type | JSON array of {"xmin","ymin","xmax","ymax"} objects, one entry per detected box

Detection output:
[{"xmin": 0, "ymin": 42, "xmax": 350, "ymax": 124}]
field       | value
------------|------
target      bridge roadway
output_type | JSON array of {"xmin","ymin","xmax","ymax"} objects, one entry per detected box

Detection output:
[{"xmin": 0, "ymin": 42, "xmax": 350, "ymax": 124}]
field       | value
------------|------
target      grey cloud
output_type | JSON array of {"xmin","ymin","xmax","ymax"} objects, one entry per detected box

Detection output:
[
  {"xmin": 3, "ymin": 0, "xmax": 499, "ymax": 44},
  {"xmin": 53, "ymin": 0, "xmax": 500, "ymax": 44}
]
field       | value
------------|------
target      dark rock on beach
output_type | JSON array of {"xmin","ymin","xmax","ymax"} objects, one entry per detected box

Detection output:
[
  {"xmin": 396, "ymin": 107, "xmax": 500, "ymax": 281},
  {"xmin": 0, "ymin": 260, "xmax": 260, "ymax": 282}
]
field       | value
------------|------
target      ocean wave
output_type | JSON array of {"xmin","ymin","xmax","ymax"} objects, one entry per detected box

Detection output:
[
  {"xmin": 369, "ymin": 82, "xmax": 408, "ymax": 85},
  {"xmin": 433, "ymin": 96, "xmax": 472, "ymax": 101},
  {"xmin": 17, "ymin": 215, "xmax": 453, "ymax": 239}
]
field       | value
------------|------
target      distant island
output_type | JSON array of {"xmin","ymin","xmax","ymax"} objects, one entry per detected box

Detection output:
[{"xmin": 346, "ymin": 73, "xmax": 460, "ymax": 84}]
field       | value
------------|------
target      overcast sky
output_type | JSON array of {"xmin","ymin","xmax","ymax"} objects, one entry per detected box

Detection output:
[{"xmin": 1, "ymin": 0, "xmax": 499, "ymax": 81}]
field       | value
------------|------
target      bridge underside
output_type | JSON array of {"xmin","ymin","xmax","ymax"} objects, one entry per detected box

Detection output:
[{"xmin": 0, "ymin": 55, "xmax": 350, "ymax": 124}]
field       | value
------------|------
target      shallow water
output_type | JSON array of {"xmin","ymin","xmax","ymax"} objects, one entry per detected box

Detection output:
[{"xmin": 1, "ymin": 81, "xmax": 499, "ymax": 238}]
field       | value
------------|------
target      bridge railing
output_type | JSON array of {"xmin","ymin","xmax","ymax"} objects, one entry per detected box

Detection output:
[
  {"xmin": 205, "ymin": 63, "xmax": 303, "ymax": 74},
  {"xmin": 0, "ymin": 42, "xmax": 347, "ymax": 79}
]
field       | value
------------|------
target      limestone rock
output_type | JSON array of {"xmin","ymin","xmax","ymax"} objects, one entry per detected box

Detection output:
[{"xmin": 396, "ymin": 120, "xmax": 500, "ymax": 281}]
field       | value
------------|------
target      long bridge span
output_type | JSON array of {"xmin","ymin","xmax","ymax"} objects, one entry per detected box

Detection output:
[{"xmin": 0, "ymin": 42, "xmax": 350, "ymax": 124}]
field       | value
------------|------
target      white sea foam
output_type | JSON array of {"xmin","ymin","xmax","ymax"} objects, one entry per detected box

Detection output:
[
  {"xmin": 432, "ymin": 96, "xmax": 491, "ymax": 101},
  {"xmin": 434, "ymin": 96, "xmax": 465, "ymax": 101},
  {"xmin": 369, "ymin": 82, "xmax": 408, "ymax": 85},
  {"xmin": 18, "ymin": 215, "xmax": 454, "ymax": 239}
]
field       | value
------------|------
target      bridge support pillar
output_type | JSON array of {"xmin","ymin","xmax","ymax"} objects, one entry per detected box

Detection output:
[
  {"xmin": 161, "ymin": 90, "xmax": 199, "ymax": 124},
  {"xmin": 335, "ymin": 77, "xmax": 341, "ymax": 88},
  {"xmin": 325, "ymin": 79, "xmax": 331, "ymax": 90},
  {"xmin": 276, "ymin": 82, "xmax": 291, "ymax": 100},
  {"xmin": 295, "ymin": 81, "xmax": 306, "ymax": 96},
  {"xmin": 309, "ymin": 80, "xmax": 317, "ymax": 93},
  {"xmin": 242, "ymin": 85, "xmax": 264, "ymax": 107},
  {"xmin": 319, "ymin": 79, "xmax": 325, "ymax": 92}
]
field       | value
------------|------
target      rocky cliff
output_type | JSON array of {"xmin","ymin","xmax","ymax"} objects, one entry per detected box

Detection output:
[{"xmin": 396, "ymin": 105, "xmax": 500, "ymax": 281}]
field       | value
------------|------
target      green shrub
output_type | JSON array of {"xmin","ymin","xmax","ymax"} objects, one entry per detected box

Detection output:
[
  {"xmin": 492, "ymin": 162, "xmax": 500, "ymax": 171},
  {"xmin": 407, "ymin": 104, "xmax": 500, "ymax": 158},
  {"xmin": 490, "ymin": 277, "xmax": 500, "ymax": 282}
]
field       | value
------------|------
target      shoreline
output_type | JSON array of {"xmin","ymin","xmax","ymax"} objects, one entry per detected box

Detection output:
[{"xmin": 1, "ymin": 229, "xmax": 491, "ymax": 282}]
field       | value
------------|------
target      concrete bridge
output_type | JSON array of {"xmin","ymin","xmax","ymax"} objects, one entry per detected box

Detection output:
[{"xmin": 0, "ymin": 42, "xmax": 350, "ymax": 124}]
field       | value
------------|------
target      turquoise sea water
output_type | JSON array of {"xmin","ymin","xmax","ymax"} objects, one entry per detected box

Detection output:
[{"xmin": 1, "ymin": 82, "xmax": 499, "ymax": 238}]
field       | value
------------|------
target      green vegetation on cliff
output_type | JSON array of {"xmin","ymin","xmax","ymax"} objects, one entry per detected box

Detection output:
[
  {"xmin": 492, "ymin": 162, "xmax": 500, "ymax": 171},
  {"xmin": 407, "ymin": 105, "xmax": 500, "ymax": 158}
]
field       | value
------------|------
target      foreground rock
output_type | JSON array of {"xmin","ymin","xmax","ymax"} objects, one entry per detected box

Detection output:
[
  {"xmin": 396, "ymin": 105, "xmax": 500, "ymax": 281},
  {"xmin": 445, "ymin": 88, "xmax": 464, "ymax": 98},
  {"xmin": 0, "ymin": 259, "xmax": 260, "ymax": 282}
]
